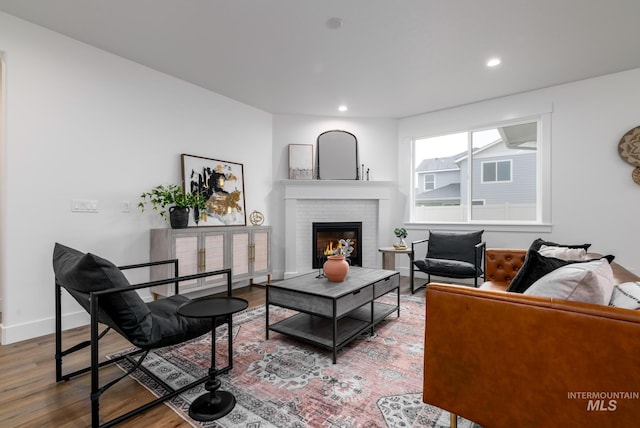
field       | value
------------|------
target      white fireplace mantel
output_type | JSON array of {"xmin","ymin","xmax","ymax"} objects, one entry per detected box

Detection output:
[
  {"xmin": 283, "ymin": 179, "xmax": 395, "ymax": 200},
  {"xmin": 282, "ymin": 179, "xmax": 395, "ymax": 277}
]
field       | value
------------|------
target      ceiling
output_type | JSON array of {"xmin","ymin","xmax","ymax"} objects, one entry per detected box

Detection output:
[{"xmin": 1, "ymin": 0, "xmax": 640, "ymax": 118}]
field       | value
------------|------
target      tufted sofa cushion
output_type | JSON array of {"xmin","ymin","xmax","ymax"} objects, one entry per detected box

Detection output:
[{"xmin": 481, "ymin": 248, "xmax": 527, "ymax": 291}]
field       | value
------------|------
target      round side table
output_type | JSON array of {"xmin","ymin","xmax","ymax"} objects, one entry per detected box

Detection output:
[{"xmin": 177, "ymin": 296, "xmax": 248, "ymax": 421}]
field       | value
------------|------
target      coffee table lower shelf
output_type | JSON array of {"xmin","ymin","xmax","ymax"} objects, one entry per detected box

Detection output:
[{"xmin": 268, "ymin": 302, "xmax": 397, "ymax": 355}]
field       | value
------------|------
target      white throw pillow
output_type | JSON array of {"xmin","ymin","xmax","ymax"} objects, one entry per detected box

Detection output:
[
  {"xmin": 609, "ymin": 281, "xmax": 640, "ymax": 310},
  {"xmin": 537, "ymin": 244, "xmax": 587, "ymax": 261},
  {"xmin": 524, "ymin": 259, "xmax": 615, "ymax": 305}
]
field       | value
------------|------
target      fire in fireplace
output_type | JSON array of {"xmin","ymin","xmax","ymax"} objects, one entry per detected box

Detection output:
[{"xmin": 312, "ymin": 222, "xmax": 362, "ymax": 268}]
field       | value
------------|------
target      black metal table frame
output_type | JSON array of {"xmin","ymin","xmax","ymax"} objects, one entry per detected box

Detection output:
[{"xmin": 265, "ymin": 269, "xmax": 400, "ymax": 364}]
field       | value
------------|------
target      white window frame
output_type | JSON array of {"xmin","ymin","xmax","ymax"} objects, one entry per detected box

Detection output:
[{"xmin": 408, "ymin": 113, "xmax": 551, "ymax": 230}]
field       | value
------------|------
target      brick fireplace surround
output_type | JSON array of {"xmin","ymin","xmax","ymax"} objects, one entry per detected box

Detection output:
[{"xmin": 283, "ymin": 180, "xmax": 395, "ymax": 278}]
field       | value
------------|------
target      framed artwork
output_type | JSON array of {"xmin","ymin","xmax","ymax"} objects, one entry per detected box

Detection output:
[
  {"xmin": 288, "ymin": 144, "xmax": 313, "ymax": 180},
  {"xmin": 181, "ymin": 154, "xmax": 247, "ymax": 226}
]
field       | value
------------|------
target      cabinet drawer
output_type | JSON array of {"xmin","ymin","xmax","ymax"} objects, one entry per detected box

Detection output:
[
  {"xmin": 269, "ymin": 287, "xmax": 332, "ymax": 317},
  {"xmin": 336, "ymin": 284, "xmax": 373, "ymax": 317},
  {"xmin": 374, "ymin": 274, "xmax": 400, "ymax": 298}
]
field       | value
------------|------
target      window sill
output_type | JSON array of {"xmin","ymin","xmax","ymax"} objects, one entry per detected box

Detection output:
[{"xmin": 404, "ymin": 222, "xmax": 552, "ymax": 234}]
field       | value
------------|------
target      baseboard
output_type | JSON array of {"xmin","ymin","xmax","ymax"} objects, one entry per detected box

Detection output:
[{"xmin": 1, "ymin": 309, "xmax": 89, "ymax": 345}]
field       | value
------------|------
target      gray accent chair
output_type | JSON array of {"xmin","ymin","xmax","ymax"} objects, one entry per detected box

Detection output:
[
  {"xmin": 53, "ymin": 243, "xmax": 235, "ymax": 428},
  {"xmin": 411, "ymin": 230, "xmax": 486, "ymax": 293}
]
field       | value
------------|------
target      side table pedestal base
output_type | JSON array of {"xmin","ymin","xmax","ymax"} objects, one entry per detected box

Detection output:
[
  {"xmin": 189, "ymin": 390, "xmax": 236, "ymax": 421},
  {"xmin": 177, "ymin": 296, "xmax": 248, "ymax": 422}
]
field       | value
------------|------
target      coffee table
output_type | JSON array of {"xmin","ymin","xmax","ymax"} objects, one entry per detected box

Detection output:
[
  {"xmin": 177, "ymin": 296, "xmax": 248, "ymax": 421},
  {"xmin": 266, "ymin": 267, "xmax": 400, "ymax": 363}
]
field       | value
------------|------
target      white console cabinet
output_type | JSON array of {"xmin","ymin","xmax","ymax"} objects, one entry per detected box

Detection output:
[{"xmin": 150, "ymin": 226, "xmax": 271, "ymax": 297}]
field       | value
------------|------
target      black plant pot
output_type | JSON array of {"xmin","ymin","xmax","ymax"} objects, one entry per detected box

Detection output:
[{"xmin": 169, "ymin": 206, "xmax": 190, "ymax": 229}]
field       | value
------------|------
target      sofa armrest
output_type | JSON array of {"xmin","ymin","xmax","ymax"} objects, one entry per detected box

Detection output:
[{"xmin": 423, "ymin": 283, "xmax": 640, "ymax": 428}]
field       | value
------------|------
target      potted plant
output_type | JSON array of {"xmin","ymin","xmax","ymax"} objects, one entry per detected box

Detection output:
[
  {"xmin": 393, "ymin": 227, "xmax": 408, "ymax": 249},
  {"xmin": 138, "ymin": 184, "xmax": 207, "ymax": 229}
]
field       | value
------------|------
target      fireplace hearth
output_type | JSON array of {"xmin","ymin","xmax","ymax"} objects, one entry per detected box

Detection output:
[{"xmin": 312, "ymin": 222, "xmax": 362, "ymax": 268}]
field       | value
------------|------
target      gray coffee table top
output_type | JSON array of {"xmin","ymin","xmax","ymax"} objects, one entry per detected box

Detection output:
[{"xmin": 268, "ymin": 267, "xmax": 398, "ymax": 299}]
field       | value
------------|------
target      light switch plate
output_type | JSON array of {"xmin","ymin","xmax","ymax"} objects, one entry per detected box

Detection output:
[{"xmin": 71, "ymin": 199, "xmax": 99, "ymax": 213}]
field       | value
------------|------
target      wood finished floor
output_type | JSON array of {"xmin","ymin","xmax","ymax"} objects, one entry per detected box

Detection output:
[{"xmin": 0, "ymin": 276, "xmax": 423, "ymax": 428}]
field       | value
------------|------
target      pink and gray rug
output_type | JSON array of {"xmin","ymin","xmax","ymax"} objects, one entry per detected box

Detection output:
[{"xmin": 111, "ymin": 295, "xmax": 481, "ymax": 427}]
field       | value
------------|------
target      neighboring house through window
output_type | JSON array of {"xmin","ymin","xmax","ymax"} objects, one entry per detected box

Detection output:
[{"xmin": 412, "ymin": 120, "xmax": 542, "ymax": 223}]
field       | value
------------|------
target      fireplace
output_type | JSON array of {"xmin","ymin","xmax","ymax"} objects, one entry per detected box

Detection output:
[{"xmin": 312, "ymin": 222, "xmax": 363, "ymax": 268}]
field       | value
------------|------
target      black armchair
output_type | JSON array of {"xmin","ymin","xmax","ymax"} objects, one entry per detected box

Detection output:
[
  {"xmin": 410, "ymin": 230, "xmax": 486, "ymax": 293},
  {"xmin": 53, "ymin": 243, "xmax": 235, "ymax": 428}
]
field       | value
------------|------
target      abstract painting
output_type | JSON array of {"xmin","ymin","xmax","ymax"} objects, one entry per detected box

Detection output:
[{"xmin": 181, "ymin": 154, "xmax": 246, "ymax": 226}]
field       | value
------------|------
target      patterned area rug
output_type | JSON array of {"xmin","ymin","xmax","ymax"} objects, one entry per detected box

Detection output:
[{"xmin": 110, "ymin": 294, "xmax": 482, "ymax": 427}]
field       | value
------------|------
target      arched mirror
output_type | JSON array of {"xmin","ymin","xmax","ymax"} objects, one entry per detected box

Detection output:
[{"xmin": 316, "ymin": 130, "xmax": 359, "ymax": 180}]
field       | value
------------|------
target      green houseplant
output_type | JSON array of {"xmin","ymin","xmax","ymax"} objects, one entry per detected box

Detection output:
[
  {"xmin": 393, "ymin": 227, "xmax": 408, "ymax": 249},
  {"xmin": 138, "ymin": 184, "xmax": 207, "ymax": 228}
]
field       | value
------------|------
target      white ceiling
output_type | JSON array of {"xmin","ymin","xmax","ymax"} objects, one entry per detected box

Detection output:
[{"xmin": 1, "ymin": 0, "xmax": 640, "ymax": 118}]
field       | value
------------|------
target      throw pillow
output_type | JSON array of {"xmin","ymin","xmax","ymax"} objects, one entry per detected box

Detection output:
[
  {"xmin": 523, "ymin": 259, "xmax": 615, "ymax": 305},
  {"xmin": 538, "ymin": 244, "xmax": 587, "ymax": 261},
  {"xmin": 529, "ymin": 238, "xmax": 591, "ymax": 252},
  {"xmin": 609, "ymin": 282, "xmax": 640, "ymax": 310},
  {"xmin": 506, "ymin": 250, "xmax": 575, "ymax": 293},
  {"xmin": 506, "ymin": 250, "xmax": 614, "ymax": 294},
  {"xmin": 52, "ymin": 243, "xmax": 153, "ymax": 344},
  {"xmin": 53, "ymin": 243, "xmax": 131, "ymax": 292}
]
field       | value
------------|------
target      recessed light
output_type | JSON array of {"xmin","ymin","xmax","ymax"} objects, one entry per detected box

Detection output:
[
  {"xmin": 338, "ymin": 105, "xmax": 348, "ymax": 112},
  {"xmin": 487, "ymin": 58, "xmax": 501, "ymax": 67}
]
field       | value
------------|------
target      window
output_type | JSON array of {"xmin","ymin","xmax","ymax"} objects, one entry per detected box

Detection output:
[
  {"xmin": 423, "ymin": 173, "xmax": 435, "ymax": 191},
  {"xmin": 482, "ymin": 160, "xmax": 512, "ymax": 183},
  {"xmin": 412, "ymin": 120, "xmax": 541, "ymax": 223}
]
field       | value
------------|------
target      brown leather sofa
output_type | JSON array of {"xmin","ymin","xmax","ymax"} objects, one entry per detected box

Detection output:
[{"xmin": 423, "ymin": 249, "xmax": 640, "ymax": 428}]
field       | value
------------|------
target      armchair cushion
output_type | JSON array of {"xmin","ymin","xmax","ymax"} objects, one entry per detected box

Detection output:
[
  {"xmin": 146, "ymin": 294, "xmax": 212, "ymax": 348},
  {"xmin": 53, "ymin": 243, "xmax": 153, "ymax": 344},
  {"xmin": 426, "ymin": 230, "xmax": 484, "ymax": 265},
  {"xmin": 414, "ymin": 258, "xmax": 478, "ymax": 278},
  {"xmin": 52, "ymin": 243, "xmax": 210, "ymax": 349}
]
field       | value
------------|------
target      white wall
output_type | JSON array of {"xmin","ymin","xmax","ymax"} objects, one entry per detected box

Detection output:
[
  {"xmin": 270, "ymin": 115, "xmax": 401, "ymax": 279},
  {"xmin": 399, "ymin": 68, "xmax": 640, "ymax": 275},
  {"xmin": 3, "ymin": 9, "xmax": 639, "ymax": 344},
  {"xmin": 0, "ymin": 12, "xmax": 273, "ymax": 344}
]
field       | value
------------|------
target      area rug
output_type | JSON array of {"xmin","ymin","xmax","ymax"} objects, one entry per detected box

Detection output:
[{"xmin": 110, "ymin": 295, "xmax": 482, "ymax": 428}]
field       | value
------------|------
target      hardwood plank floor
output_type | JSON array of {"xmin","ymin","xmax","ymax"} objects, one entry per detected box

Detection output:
[{"xmin": 0, "ymin": 276, "xmax": 422, "ymax": 427}]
